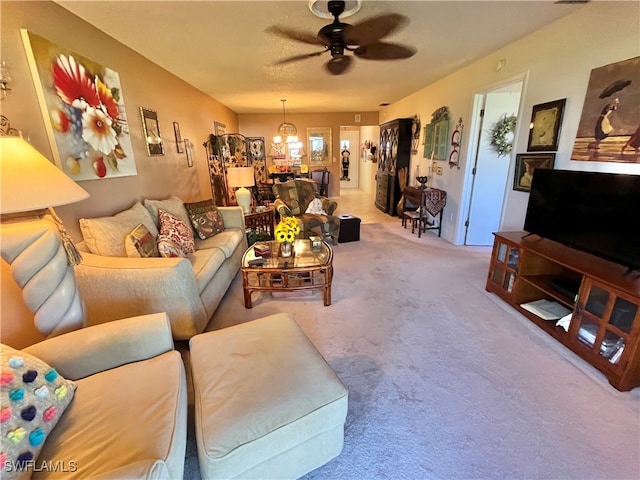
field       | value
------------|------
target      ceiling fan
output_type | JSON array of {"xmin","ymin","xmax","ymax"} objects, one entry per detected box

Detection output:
[{"xmin": 267, "ymin": 0, "xmax": 417, "ymax": 75}]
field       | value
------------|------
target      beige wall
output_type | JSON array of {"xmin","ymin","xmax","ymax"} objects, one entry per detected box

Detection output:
[
  {"xmin": 1, "ymin": 0, "xmax": 238, "ymax": 347},
  {"xmin": 239, "ymin": 111, "xmax": 378, "ymax": 198},
  {"xmin": 380, "ymin": 1, "xmax": 640, "ymax": 245},
  {"xmin": 1, "ymin": 1, "xmax": 238, "ymax": 241}
]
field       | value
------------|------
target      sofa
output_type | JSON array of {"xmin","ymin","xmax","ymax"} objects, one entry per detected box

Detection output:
[
  {"xmin": 74, "ymin": 196, "xmax": 247, "ymax": 340},
  {"xmin": 1, "ymin": 313, "xmax": 187, "ymax": 480},
  {"xmin": 273, "ymin": 179, "xmax": 340, "ymax": 244}
]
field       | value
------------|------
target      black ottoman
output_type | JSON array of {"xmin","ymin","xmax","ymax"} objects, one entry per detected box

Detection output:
[{"xmin": 337, "ymin": 214, "xmax": 361, "ymax": 243}]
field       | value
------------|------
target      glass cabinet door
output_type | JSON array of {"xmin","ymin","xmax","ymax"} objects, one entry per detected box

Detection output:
[
  {"xmin": 491, "ymin": 241, "xmax": 520, "ymax": 294},
  {"xmin": 574, "ymin": 280, "xmax": 639, "ymax": 366}
]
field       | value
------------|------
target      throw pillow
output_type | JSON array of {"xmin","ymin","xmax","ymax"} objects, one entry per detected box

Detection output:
[
  {"xmin": 305, "ymin": 197, "xmax": 327, "ymax": 215},
  {"xmin": 125, "ymin": 224, "xmax": 159, "ymax": 258},
  {"xmin": 0, "ymin": 345, "xmax": 76, "ymax": 480},
  {"xmin": 184, "ymin": 200, "xmax": 225, "ymax": 240},
  {"xmin": 144, "ymin": 196, "xmax": 191, "ymax": 229},
  {"xmin": 79, "ymin": 202, "xmax": 158, "ymax": 257},
  {"xmin": 158, "ymin": 209, "xmax": 195, "ymax": 255},
  {"xmin": 156, "ymin": 235, "xmax": 185, "ymax": 258}
]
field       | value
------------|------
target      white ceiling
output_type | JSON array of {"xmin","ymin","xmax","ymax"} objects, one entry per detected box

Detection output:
[{"xmin": 55, "ymin": 1, "xmax": 586, "ymax": 114}]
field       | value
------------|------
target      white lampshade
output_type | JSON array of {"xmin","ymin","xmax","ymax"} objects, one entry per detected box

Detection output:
[
  {"xmin": 226, "ymin": 166, "xmax": 255, "ymax": 188},
  {"xmin": 0, "ymin": 137, "xmax": 89, "ymax": 214}
]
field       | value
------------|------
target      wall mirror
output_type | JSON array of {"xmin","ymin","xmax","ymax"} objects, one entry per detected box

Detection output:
[
  {"xmin": 140, "ymin": 107, "xmax": 164, "ymax": 156},
  {"xmin": 423, "ymin": 106, "xmax": 450, "ymax": 161},
  {"xmin": 307, "ymin": 127, "xmax": 332, "ymax": 166}
]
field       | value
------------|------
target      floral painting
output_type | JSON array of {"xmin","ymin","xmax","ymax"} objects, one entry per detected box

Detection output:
[{"xmin": 22, "ymin": 30, "xmax": 137, "ymax": 180}]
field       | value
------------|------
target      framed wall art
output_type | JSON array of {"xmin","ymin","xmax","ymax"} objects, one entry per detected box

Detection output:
[
  {"xmin": 140, "ymin": 107, "xmax": 164, "ymax": 156},
  {"xmin": 214, "ymin": 121, "xmax": 227, "ymax": 136},
  {"xmin": 571, "ymin": 56, "xmax": 640, "ymax": 163},
  {"xmin": 173, "ymin": 121, "xmax": 184, "ymax": 153},
  {"xmin": 307, "ymin": 127, "xmax": 332, "ymax": 166},
  {"xmin": 184, "ymin": 139, "xmax": 193, "ymax": 167},
  {"xmin": 513, "ymin": 153, "xmax": 555, "ymax": 192},
  {"xmin": 21, "ymin": 29, "xmax": 137, "ymax": 180},
  {"xmin": 527, "ymin": 99, "xmax": 565, "ymax": 152},
  {"xmin": 423, "ymin": 106, "xmax": 450, "ymax": 161}
]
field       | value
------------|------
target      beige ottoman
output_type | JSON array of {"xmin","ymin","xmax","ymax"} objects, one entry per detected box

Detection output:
[{"xmin": 189, "ymin": 313, "xmax": 348, "ymax": 479}]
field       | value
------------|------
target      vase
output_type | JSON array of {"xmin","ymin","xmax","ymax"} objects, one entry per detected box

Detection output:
[{"xmin": 280, "ymin": 241, "xmax": 293, "ymax": 257}]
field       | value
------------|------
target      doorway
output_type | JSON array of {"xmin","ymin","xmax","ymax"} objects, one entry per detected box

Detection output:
[{"xmin": 464, "ymin": 80, "xmax": 523, "ymax": 246}]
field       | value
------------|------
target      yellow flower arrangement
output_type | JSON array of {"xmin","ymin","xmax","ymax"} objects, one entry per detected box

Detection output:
[{"xmin": 274, "ymin": 217, "xmax": 300, "ymax": 243}]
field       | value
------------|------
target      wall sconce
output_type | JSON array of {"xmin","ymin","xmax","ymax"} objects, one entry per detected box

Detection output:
[{"xmin": 0, "ymin": 61, "xmax": 12, "ymax": 100}]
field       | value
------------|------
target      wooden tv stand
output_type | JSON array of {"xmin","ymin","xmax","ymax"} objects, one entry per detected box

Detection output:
[{"xmin": 486, "ymin": 231, "xmax": 640, "ymax": 391}]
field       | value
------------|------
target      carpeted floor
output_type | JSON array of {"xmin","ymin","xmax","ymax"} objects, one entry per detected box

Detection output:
[{"xmin": 182, "ymin": 223, "xmax": 640, "ymax": 480}]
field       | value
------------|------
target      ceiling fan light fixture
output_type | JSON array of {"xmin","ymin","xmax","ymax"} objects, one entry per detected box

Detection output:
[{"xmin": 309, "ymin": 0, "xmax": 361, "ymax": 19}]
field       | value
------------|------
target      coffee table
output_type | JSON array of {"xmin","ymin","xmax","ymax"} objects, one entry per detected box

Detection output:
[{"xmin": 241, "ymin": 239, "xmax": 333, "ymax": 308}]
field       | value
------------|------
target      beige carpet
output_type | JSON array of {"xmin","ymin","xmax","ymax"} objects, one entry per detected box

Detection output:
[{"xmin": 182, "ymin": 223, "xmax": 640, "ymax": 479}]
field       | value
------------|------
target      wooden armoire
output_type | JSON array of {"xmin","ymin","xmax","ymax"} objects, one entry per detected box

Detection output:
[{"xmin": 375, "ymin": 118, "xmax": 413, "ymax": 216}]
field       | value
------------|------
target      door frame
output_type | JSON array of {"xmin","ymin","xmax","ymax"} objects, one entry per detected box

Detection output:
[{"xmin": 454, "ymin": 72, "xmax": 528, "ymax": 246}]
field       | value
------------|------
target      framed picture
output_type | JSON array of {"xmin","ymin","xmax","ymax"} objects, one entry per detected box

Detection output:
[
  {"xmin": 527, "ymin": 99, "xmax": 566, "ymax": 152},
  {"xmin": 513, "ymin": 153, "xmax": 555, "ymax": 192},
  {"xmin": 214, "ymin": 121, "xmax": 226, "ymax": 136},
  {"xmin": 173, "ymin": 121, "xmax": 184, "ymax": 153},
  {"xmin": 571, "ymin": 56, "xmax": 640, "ymax": 163},
  {"xmin": 307, "ymin": 127, "xmax": 332, "ymax": 166},
  {"xmin": 184, "ymin": 139, "xmax": 193, "ymax": 167},
  {"xmin": 140, "ymin": 107, "xmax": 164, "ymax": 156}
]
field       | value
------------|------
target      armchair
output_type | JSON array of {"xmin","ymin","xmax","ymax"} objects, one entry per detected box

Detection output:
[
  {"xmin": 18, "ymin": 313, "xmax": 187, "ymax": 479},
  {"xmin": 273, "ymin": 179, "xmax": 340, "ymax": 244}
]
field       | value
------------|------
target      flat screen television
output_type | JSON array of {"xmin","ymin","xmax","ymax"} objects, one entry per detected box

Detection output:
[{"xmin": 523, "ymin": 169, "xmax": 640, "ymax": 271}]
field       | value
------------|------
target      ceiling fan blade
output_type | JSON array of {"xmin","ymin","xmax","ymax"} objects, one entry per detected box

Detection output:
[
  {"xmin": 325, "ymin": 56, "xmax": 353, "ymax": 75},
  {"xmin": 354, "ymin": 42, "xmax": 417, "ymax": 60},
  {"xmin": 272, "ymin": 51, "xmax": 326, "ymax": 66},
  {"xmin": 266, "ymin": 25, "xmax": 320, "ymax": 45},
  {"xmin": 344, "ymin": 14, "xmax": 409, "ymax": 45}
]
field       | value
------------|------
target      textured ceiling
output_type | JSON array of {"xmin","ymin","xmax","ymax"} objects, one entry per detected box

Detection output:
[{"xmin": 55, "ymin": 1, "xmax": 585, "ymax": 114}]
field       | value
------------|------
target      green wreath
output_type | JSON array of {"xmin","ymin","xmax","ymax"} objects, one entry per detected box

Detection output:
[{"xmin": 490, "ymin": 114, "xmax": 517, "ymax": 157}]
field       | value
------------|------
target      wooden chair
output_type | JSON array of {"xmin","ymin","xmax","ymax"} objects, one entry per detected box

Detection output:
[{"xmin": 310, "ymin": 168, "xmax": 330, "ymax": 197}]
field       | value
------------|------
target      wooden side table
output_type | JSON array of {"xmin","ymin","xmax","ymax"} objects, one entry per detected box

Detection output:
[{"xmin": 244, "ymin": 208, "xmax": 275, "ymax": 238}]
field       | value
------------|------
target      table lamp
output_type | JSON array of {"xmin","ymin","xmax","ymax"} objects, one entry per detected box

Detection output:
[
  {"xmin": 1, "ymin": 136, "xmax": 90, "ymax": 337},
  {"xmin": 226, "ymin": 166, "xmax": 254, "ymax": 213}
]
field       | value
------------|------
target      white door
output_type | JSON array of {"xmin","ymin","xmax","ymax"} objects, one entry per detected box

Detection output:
[
  {"xmin": 339, "ymin": 130, "xmax": 359, "ymax": 189},
  {"xmin": 465, "ymin": 83, "xmax": 522, "ymax": 245}
]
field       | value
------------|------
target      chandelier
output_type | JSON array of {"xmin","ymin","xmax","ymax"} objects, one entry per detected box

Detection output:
[{"xmin": 276, "ymin": 99, "xmax": 298, "ymax": 144}]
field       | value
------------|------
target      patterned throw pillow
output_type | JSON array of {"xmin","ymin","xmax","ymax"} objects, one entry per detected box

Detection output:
[
  {"xmin": 184, "ymin": 200, "xmax": 225, "ymax": 240},
  {"xmin": 158, "ymin": 209, "xmax": 195, "ymax": 254},
  {"xmin": 0, "ymin": 345, "xmax": 76, "ymax": 480},
  {"xmin": 156, "ymin": 235, "xmax": 185, "ymax": 258},
  {"xmin": 125, "ymin": 224, "xmax": 159, "ymax": 258}
]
